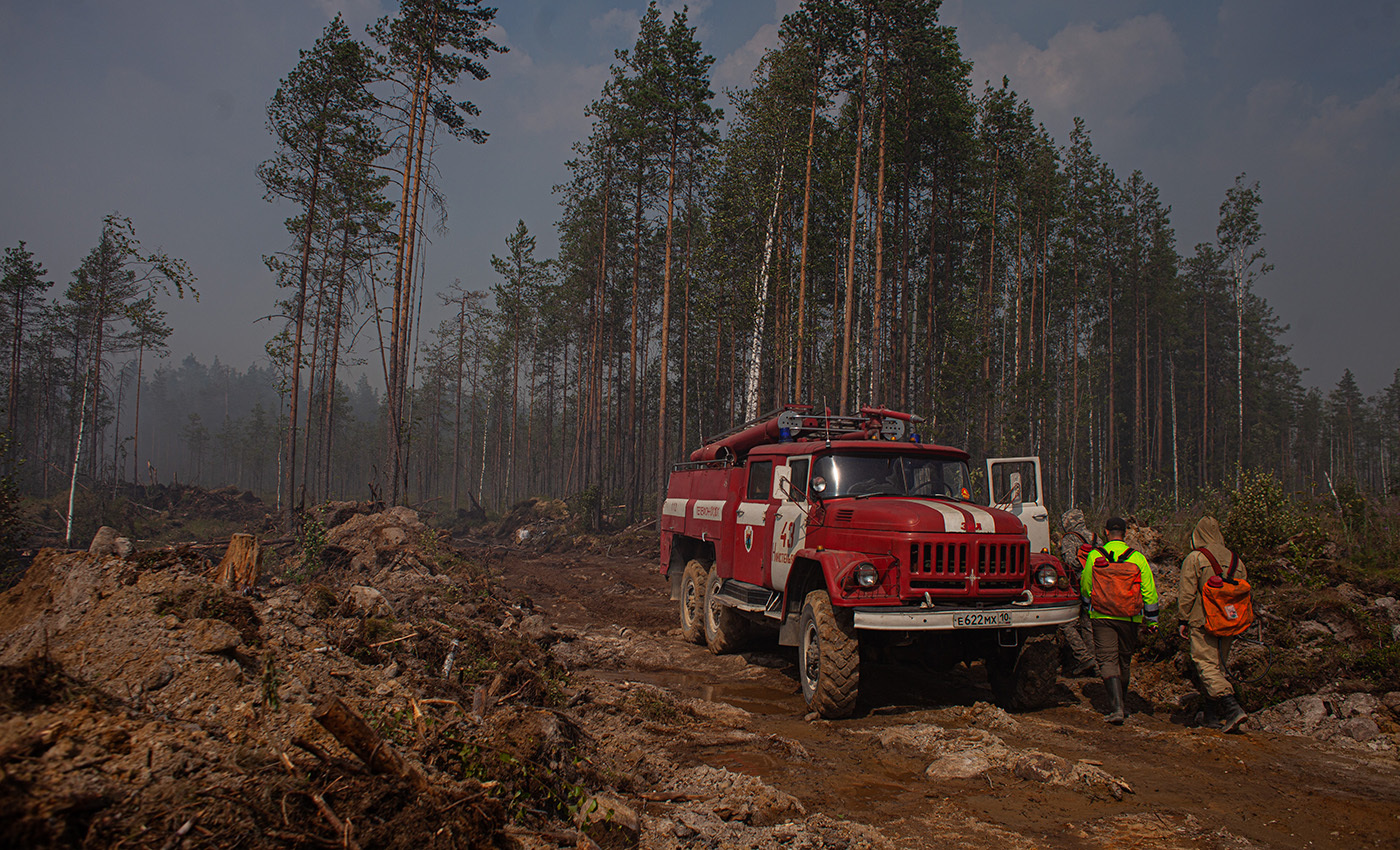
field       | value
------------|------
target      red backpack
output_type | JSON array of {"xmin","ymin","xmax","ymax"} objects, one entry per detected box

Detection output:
[
  {"xmin": 1196, "ymin": 547, "xmax": 1253, "ymax": 636},
  {"xmin": 1089, "ymin": 547, "xmax": 1143, "ymax": 619},
  {"xmin": 1070, "ymin": 531, "xmax": 1095, "ymax": 571}
]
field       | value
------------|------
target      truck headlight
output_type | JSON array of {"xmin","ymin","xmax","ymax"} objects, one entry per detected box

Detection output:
[
  {"xmin": 1034, "ymin": 564, "xmax": 1060, "ymax": 589},
  {"xmin": 855, "ymin": 563, "xmax": 879, "ymax": 588}
]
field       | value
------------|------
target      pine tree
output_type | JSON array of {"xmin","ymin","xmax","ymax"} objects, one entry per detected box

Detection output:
[
  {"xmin": 0, "ymin": 241, "xmax": 52, "ymax": 442},
  {"xmin": 370, "ymin": 0, "xmax": 505, "ymax": 505},
  {"xmin": 259, "ymin": 15, "xmax": 382, "ymax": 523},
  {"xmin": 491, "ymin": 221, "xmax": 552, "ymax": 508}
]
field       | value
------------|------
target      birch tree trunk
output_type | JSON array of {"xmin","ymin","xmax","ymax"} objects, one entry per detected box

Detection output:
[{"xmin": 744, "ymin": 163, "xmax": 785, "ymax": 420}]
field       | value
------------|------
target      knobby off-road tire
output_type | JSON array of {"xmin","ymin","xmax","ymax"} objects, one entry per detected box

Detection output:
[
  {"xmin": 704, "ymin": 567, "xmax": 749, "ymax": 654},
  {"xmin": 798, "ymin": 590, "xmax": 860, "ymax": 718},
  {"xmin": 988, "ymin": 632, "xmax": 1060, "ymax": 711},
  {"xmin": 678, "ymin": 560, "xmax": 708, "ymax": 645}
]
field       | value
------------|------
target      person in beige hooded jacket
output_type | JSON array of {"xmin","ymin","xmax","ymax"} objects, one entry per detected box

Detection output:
[{"xmin": 1177, "ymin": 516, "xmax": 1248, "ymax": 733}]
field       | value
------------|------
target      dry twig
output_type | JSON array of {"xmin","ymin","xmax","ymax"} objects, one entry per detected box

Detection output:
[
  {"xmin": 369, "ymin": 632, "xmax": 418, "ymax": 648},
  {"xmin": 157, "ymin": 814, "xmax": 198, "ymax": 850},
  {"xmin": 311, "ymin": 792, "xmax": 362, "ymax": 850}
]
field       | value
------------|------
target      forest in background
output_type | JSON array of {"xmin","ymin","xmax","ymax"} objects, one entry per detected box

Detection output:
[{"xmin": 1, "ymin": 0, "xmax": 1397, "ymax": 538}]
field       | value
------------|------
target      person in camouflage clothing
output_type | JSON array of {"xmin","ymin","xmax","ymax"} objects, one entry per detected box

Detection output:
[{"xmin": 1058, "ymin": 509, "xmax": 1098, "ymax": 676}]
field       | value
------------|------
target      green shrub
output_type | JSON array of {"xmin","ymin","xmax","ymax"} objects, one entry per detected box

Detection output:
[
  {"xmin": 1223, "ymin": 470, "xmax": 1306, "ymax": 561},
  {"xmin": 1350, "ymin": 643, "xmax": 1400, "ymax": 693},
  {"xmin": 287, "ymin": 515, "xmax": 326, "ymax": 583}
]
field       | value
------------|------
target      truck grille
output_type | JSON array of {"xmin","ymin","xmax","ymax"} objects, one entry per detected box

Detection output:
[
  {"xmin": 977, "ymin": 541, "xmax": 1026, "ymax": 576},
  {"xmin": 908, "ymin": 541, "xmax": 969, "ymax": 575},
  {"xmin": 907, "ymin": 539, "xmax": 1028, "ymax": 594}
]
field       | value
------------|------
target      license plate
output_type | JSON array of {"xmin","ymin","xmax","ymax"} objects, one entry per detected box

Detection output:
[{"xmin": 952, "ymin": 610, "xmax": 1012, "ymax": 628}]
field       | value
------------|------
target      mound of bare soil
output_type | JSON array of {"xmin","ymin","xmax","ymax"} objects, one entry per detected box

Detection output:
[
  {"xmin": 0, "ymin": 505, "xmax": 891, "ymax": 849},
  {"xmin": 0, "ymin": 508, "xmax": 605, "ymax": 848}
]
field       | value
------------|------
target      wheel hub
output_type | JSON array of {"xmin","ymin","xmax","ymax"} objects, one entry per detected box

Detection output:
[{"xmin": 803, "ymin": 624, "xmax": 820, "ymax": 688}]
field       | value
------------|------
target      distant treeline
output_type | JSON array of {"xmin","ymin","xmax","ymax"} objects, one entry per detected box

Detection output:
[{"xmin": 2, "ymin": 0, "xmax": 1398, "ymax": 527}]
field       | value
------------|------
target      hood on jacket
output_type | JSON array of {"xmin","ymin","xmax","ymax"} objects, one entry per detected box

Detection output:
[
  {"xmin": 1061, "ymin": 509, "xmax": 1088, "ymax": 535},
  {"xmin": 1190, "ymin": 515, "xmax": 1232, "ymax": 563}
]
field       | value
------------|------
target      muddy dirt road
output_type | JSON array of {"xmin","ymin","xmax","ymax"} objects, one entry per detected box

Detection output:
[{"xmin": 499, "ymin": 543, "xmax": 1400, "ymax": 849}]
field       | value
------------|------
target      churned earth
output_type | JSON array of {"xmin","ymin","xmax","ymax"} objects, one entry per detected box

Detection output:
[
  {"xmin": 2, "ymin": 502, "xmax": 1398, "ymax": 849},
  {"xmin": 501, "ymin": 540, "xmax": 1400, "ymax": 849}
]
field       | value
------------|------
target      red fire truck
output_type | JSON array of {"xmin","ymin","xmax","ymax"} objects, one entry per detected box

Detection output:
[{"xmin": 660, "ymin": 405, "xmax": 1078, "ymax": 718}]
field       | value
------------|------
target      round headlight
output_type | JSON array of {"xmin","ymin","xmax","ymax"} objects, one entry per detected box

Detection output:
[
  {"xmin": 855, "ymin": 563, "xmax": 879, "ymax": 588},
  {"xmin": 1034, "ymin": 564, "xmax": 1060, "ymax": 589}
]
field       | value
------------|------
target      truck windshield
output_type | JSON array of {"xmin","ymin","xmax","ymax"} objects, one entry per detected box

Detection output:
[{"xmin": 809, "ymin": 453, "xmax": 972, "ymax": 500}]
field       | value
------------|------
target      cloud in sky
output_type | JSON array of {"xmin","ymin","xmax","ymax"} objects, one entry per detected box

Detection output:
[
  {"xmin": 1289, "ymin": 75, "xmax": 1400, "ymax": 166},
  {"xmin": 714, "ymin": 23, "xmax": 779, "ymax": 91},
  {"xmin": 967, "ymin": 14, "xmax": 1185, "ymax": 140}
]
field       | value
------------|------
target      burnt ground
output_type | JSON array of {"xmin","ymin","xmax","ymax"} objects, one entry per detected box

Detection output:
[{"xmin": 499, "ymin": 542, "xmax": 1400, "ymax": 849}]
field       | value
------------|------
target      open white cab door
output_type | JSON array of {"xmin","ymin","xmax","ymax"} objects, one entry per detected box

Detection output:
[{"xmin": 985, "ymin": 456, "xmax": 1050, "ymax": 554}]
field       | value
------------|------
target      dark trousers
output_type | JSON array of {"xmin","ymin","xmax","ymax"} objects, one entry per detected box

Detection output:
[
  {"xmin": 1061, "ymin": 603, "xmax": 1096, "ymax": 668},
  {"xmin": 1091, "ymin": 618, "xmax": 1138, "ymax": 680}
]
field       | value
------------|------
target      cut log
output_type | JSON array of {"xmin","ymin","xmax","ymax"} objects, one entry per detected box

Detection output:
[
  {"xmin": 211, "ymin": 533, "xmax": 260, "ymax": 590},
  {"xmin": 311, "ymin": 695, "xmax": 429, "ymax": 792}
]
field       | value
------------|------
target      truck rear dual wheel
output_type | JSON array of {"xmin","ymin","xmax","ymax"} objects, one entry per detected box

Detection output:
[
  {"xmin": 798, "ymin": 590, "xmax": 860, "ymax": 718},
  {"xmin": 678, "ymin": 560, "xmax": 709, "ymax": 645},
  {"xmin": 704, "ymin": 568, "xmax": 750, "ymax": 654}
]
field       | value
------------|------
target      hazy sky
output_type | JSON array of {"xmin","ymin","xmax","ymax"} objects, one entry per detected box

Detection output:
[{"xmin": 1, "ymin": 0, "xmax": 1396, "ymax": 395}]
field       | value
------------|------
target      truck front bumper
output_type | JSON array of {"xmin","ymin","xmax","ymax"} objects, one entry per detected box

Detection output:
[{"xmin": 853, "ymin": 600, "xmax": 1079, "ymax": 631}]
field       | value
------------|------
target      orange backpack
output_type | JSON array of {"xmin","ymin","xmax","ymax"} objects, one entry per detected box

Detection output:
[
  {"xmin": 1196, "ymin": 547, "xmax": 1253, "ymax": 636},
  {"xmin": 1089, "ymin": 547, "xmax": 1143, "ymax": 619},
  {"xmin": 1070, "ymin": 531, "xmax": 1095, "ymax": 571}
]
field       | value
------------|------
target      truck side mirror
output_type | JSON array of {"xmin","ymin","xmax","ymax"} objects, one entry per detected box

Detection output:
[{"xmin": 779, "ymin": 476, "xmax": 809, "ymax": 506}]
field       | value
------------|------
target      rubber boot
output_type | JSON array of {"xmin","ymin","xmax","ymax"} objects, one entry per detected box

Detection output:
[
  {"xmin": 1218, "ymin": 694, "xmax": 1248, "ymax": 734},
  {"xmin": 1068, "ymin": 657, "xmax": 1099, "ymax": 677},
  {"xmin": 1103, "ymin": 677, "xmax": 1125, "ymax": 725},
  {"xmin": 1197, "ymin": 697, "xmax": 1223, "ymax": 729},
  {"xmin": 1121, "ymin": 672, "xmax": 1132, "ymax": 718}
]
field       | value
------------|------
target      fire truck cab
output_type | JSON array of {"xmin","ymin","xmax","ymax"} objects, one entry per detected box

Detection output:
[{"xmin": 660, "ymin": 405, "xmax": 1078, "ymax": 718}]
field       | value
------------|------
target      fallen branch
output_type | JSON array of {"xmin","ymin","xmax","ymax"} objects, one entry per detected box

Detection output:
[
  {"xmin": 311, "ymin": 696, "xmax": 429, "ymax": 792},
  {"xmin": 291, "ymin": 737, "xmax": 333, "ymax": 765}
]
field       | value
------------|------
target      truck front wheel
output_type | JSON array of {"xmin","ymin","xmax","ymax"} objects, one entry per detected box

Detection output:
[
  {"xmin": 987, "ymin": 632, "xmax": 1060, "ymax": 711},
  {"xmin": 798, "ymin": 590, "xmax": 860, "ymax": 718},
  {"xmin": 704, "ymin": 568, "xmax": 749, "ymax": 654},
  {"xmin": 679, "ymin": 560, "xmax": 708, "ymax": 645}
]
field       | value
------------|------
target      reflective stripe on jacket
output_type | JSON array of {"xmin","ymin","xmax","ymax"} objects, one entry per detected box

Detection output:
[{"xmin": 1081, "ymin": 540, "xmax": 1159, "ymax": 623}]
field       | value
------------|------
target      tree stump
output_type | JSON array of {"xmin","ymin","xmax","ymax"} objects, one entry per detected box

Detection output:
[{"xmin": 211, "ymin": 533, "xmax": 260, "ymax": 591}]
